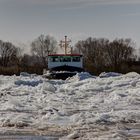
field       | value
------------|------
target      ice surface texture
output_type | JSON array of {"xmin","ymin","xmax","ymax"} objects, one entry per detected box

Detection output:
[{"xmin": 0, "ymin": 72, "xmax": 140, "ymax": 139}]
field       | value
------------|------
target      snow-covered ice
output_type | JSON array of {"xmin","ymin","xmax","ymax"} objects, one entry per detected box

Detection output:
[{"xmin": 0, "ymin": 72, "xmax": 140, "ymax": 139}]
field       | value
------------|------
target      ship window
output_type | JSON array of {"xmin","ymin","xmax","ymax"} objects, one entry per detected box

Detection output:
[
  {"xmin": 72, "ymin": 57, "xmax": 80, "ymax": 62},
  {"xmin": 49, "ymin": 57, "xmax": 53, "ymax": 62},
  {"xmin": 51, "ymin": 57, "xmax": 59, "ymax": 62},
  {"xmin": 60, "ymin": 57, "xmax": 71, "ymax": 62}
]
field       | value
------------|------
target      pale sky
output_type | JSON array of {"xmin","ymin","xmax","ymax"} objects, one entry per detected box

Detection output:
[{"xmin": 0, "ymin": 0, "xmax": 140, "ymax": 52}]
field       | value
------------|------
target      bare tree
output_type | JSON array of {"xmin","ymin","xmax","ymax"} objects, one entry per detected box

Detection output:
[
  {"xmin": 31, "ymin": 34, "xmax": 57, "ymax": 68},
  {"xmin": 75, "ymin": 37, "xmax": 109, "ymax": 73},
  {"xmin": 75, "ymin": 37, "xmax": 135, "ymax": 73},
  {"xmin": 0, "ymin": 41, "xmax": 19, "ymax": 67},
  {"xmin": 138, "ymin": 48, "xmax": 140, "ymax": 61},
  {"xmin": 105, "ymin": 38, "xmax": 134, "ymax": 71}
]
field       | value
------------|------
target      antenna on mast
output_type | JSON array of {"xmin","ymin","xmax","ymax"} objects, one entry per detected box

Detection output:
[{"xmin": 59, "ymin": 36, "xmax": 71, "ymax": 54}]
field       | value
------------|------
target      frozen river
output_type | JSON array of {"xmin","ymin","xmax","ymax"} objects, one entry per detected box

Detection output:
[
  {"xmin": 0, "ymin": 72, "xmax": 140, "ymax": 139},
  {"xmin": 0, "ymin": 135, "xmax": 58, "ymax": 140}
]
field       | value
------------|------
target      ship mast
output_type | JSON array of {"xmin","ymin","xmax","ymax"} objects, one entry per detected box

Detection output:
[{"xmin": 60, "ymin": 36, "xmax": 71, "ymax": 54}]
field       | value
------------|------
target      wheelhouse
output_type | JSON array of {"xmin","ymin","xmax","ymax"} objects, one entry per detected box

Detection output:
[{"xmin": 48, "ymin": 54, "xmax": 83, "ymax": 69}]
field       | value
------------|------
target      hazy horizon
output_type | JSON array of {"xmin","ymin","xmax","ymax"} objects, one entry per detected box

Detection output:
[{"xmin": 0, "ymin": 0, "xmax": 140, "ymax": 52}]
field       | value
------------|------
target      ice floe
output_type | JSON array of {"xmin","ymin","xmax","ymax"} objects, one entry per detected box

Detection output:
[{"xmin": 0, "ymin": 72, "xmax": 139, "ymax": 139}]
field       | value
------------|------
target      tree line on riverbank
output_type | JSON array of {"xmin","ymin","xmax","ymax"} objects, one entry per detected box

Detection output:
[{"xmin": 0, "ymin": 35, "xmax": 140, "ymax": 75}]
